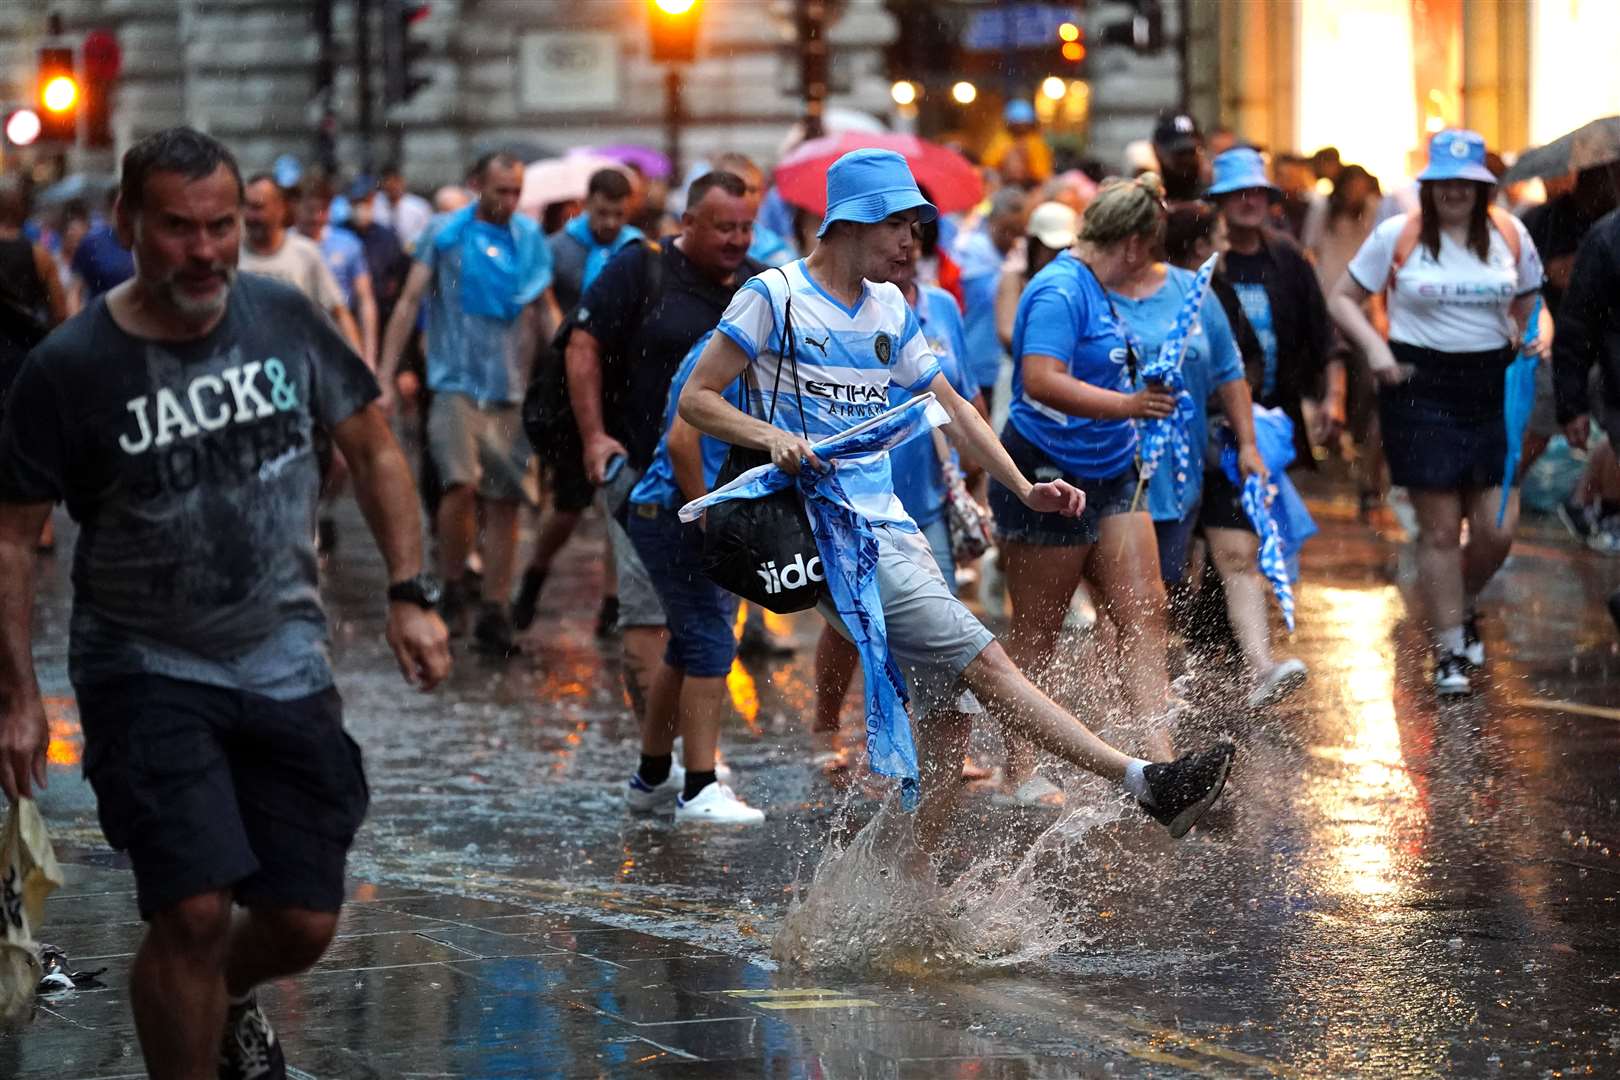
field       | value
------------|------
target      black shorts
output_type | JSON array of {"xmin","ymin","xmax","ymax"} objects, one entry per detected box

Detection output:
[
  {"xmin": 1198, "ymin": 468, "xmax": 1255, "ymax": 533},
  {"xmin": 77, "ymin": 675, "xmax": 369, "ymax": 920}
]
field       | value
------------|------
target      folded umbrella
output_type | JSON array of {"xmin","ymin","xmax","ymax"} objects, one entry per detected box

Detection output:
[
  {"xmin": 774, "ymin": 132, "xmax": 984, "ymax": 215},
  {"xmin": 1221, "ymin": 407, "xmax": 1317, "ymax": 632},
  {"xmin": 1499, "ymin": 296, "xmax": 1544, "ymax": 526},
  {"xmin": 681, "ymin": 394, "xmax": 952, "ymax": 811},
  {"xmin": 1129, "ymin": 252, "xmax": 1220, "ymax": 511}
]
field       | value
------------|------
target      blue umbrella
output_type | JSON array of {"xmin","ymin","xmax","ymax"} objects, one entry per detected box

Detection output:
[
  {"xmin": 1241, "ymin": 475, "xmax": 1295, "ymax": 632},
  {"xmin": 681, "ymin": 394, "xmax": 952, "ymax": 810},
  {"xmin": 1129, "ymin": 253, "xmax": 1219, "ymax": 510},
  {"xmin": 1498, "ymin": 297, "xmax": 1544, "ymax": 527}
]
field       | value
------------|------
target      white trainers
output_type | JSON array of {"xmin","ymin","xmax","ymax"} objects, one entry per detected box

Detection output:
[
  {"xmin": 625, "ymin": 761, "xmax": 686, "ymax": 813},
  {"xmin": 1247, "ymin": 658, "xmax": 1308, "ymax": 709},
  {"xmin": 675, "ymin": 782, "xmax": 765, "ymax": 825}
]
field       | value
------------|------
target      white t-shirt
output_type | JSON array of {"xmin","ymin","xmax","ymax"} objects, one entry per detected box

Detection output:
[
  {"xmin": 239, "ymin": 232, "xmax": 345, "ymax": 313},
  {"xmin": 1346, "ymin": 212, "xmax": 1543, "ymax": 352},
  {"xmin": 715, "ymin": 260, "xmax": 941, "ymax": 529}
]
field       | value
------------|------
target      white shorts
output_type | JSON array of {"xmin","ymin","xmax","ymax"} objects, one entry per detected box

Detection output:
[{"xmin": 818, "ymin": 524, "xmax": 992, "ymax": 717}]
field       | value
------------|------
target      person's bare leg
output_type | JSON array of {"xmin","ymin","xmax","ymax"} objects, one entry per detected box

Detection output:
[
  {"xmin": 222, "ymin": 906, "xmax": 340, "ymax": 998},
  {"xmin": 529, "ymin": 508, "xmax": 582, "ymax": 576},
  {"xmin": 642, "ymin": 660, "xmax": 682, "ymax": 757},
  {"xmin": 914, "ymin": 707, "xmax": 975, "ymax": 851},
  {"xmin": 620, "ymin": 625, "xmax": 671, "ymax": 724},
  {"xmin": 435, "ymin": 484, "xmax": 477, "ymax": 582},
  {"xmin": 960, "ymin": 642, "xmax": 1134, "ymax": 782},
  {"xmin": 1409, "ymin": 489, "xmax": 1465, "ymax": 637},
  {"xmin": 677, "ymin": 673, "xmax": 728, "ymax": 772},
  {"xmin": 999, "ymin": 540, "xmax": 1089, "ymax": 785},
  {"xmin": 1087, "ymin": 513, "xmax": 1174, "ymax": 759},
  {"xmin": 1462, "ymin": 486, "xmax": 1518, "ymax": 599},
  {"xmin": 813, "ymin": 624, "xmax": 858, "ymax": 733},
  {"xmin": 479, "ymin": 498, "xmax": 520, "ymax": 604},
  {"xmin": 130, "ymin": 890, "xmax": 233, "ymax": 1080},
  {"xmin": 1204, "ymin": 526, "xmax": 1273, "ymax": 674}
]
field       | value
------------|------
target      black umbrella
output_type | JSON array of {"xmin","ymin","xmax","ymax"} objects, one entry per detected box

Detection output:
[{"xmin": 1502, "ymin": 116, "xmax": 1620, "ymax": 184}]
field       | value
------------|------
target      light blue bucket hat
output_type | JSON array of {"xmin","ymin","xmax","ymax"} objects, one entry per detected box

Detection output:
[
  {"xmin": 1417, "ymin": 128, "xmax": 1497, "ymax": 184},
  {"xmin": 1206, "ymin": 147, "xmax": 1280, "ymax": 198},
  {"xmin": 817, "ymin": 148, "xmax": 938, "ymax": 238}
]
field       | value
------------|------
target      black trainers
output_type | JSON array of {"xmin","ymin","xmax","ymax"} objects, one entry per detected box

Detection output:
[
  {"xmin": 1433, "ymin": 651, "xmax": 1471, "ymax": 697},
  {"xmin": 473, "ymin": 603, "xmax": 519, "ymax": 657},
  {"xmin": 594, "ymin": 594, "xmax": 621, "ymax": 639},
  {"xmin": 219, "ymin": 994, "xmax": 286, "ymax": 1080},
  {"xmin": 1137, "ymin": 741, "xmax": 1235, "ymax": 838},
  {"xmin": 1459, "ymin": 614, "xmax": 1485, "ymax": 669},
  {"xmin": 511, "ymin": 567, "xmax": 547, "ymax": 631}
]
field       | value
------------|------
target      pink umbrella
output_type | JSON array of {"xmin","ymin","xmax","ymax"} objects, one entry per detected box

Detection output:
[{"xmin": 773, "ymin": 132, "xmax": 984, "ymax": 216}]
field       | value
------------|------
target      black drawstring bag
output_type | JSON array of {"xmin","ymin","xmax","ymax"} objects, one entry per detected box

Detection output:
[{"xmin": 700, "ymin": 271, "xmax": 825, "ymax": 614}]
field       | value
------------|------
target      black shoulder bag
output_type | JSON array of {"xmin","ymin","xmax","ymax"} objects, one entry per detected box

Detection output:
[{"xmin": 699, "ymin": 269, "xmax": 825, "ymax": 613}]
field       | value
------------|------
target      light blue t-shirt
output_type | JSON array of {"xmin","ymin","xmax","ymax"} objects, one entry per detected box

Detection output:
[
  {"xmin": 1231, "ymin": 281, "xmax": 1278, "ymax": 398},
  {"xmin": 1008, "ymin": 251, "xmax": 1138, "ymax": 479},
  {"xmin": 416, "ymin": 210, "xmax": 553, "ymax": 405},
  {"xmin": 630, "ymin": 331, "xmax": 746, "ymax": 509},
  {"xmin": 1109, "ymin": 267, "xmax": 1246, "ymax": 522},
  {"xmin": 716, "ymin": 260, "xmax": 941, "ymax": 529},
  {"xmin": 318, "ymin": 227, "xmax": 367, "ymax": 306},
  {"xmin": 954, "ymin": 228, "xmax": 1007, "ymax": 389},
  {"xmin": 889, "ymin": 284, "xmax": 975, "ymax": 527}
]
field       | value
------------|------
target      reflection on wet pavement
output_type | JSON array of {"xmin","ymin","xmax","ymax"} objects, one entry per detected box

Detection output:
[{"xmin": 6, "ymin": 489, "xmax": 1619, "ymax": 1077}]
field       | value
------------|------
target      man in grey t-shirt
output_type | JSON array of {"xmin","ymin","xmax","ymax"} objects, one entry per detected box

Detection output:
[{"xmin": 0, "ymin": 128, "xmax": 450, "ymax": 1080}]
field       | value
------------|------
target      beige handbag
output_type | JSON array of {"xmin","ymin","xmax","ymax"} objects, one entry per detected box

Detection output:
[{"xmin": 1, "ymin": 798, "xmax": 63, "ymax": 1028}]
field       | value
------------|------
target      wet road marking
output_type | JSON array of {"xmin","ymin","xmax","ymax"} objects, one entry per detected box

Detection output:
[
  {"xmin": 1512, "ymin": 696, "xmax": 1620, "ymax": 722},
  {"xmin": 723, "ymin": 987, "xmax": 879, "ymax": 1009}
]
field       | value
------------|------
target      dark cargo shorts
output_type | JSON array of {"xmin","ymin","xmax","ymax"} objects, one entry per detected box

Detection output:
[{"xmin": 77, "ymin": 674, "xmax": 369, "ymax": 920}]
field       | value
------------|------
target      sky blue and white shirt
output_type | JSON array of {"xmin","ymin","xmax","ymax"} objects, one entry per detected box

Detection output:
[
  {"xmin": 890, "ymin": 283, "xmax": 974, "ymax": 528},
  {"xmin": 716, "ymin": 259, "xmax": 941, "ymax": 529}
]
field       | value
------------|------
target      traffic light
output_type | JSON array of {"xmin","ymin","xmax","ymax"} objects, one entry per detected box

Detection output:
[
  {"xmin": 1057, "ymin": 20, "xmax": 1086, "ymax": 65},
  {"xmin": 36, "ymin": 45, "xmax": 78, "ymax": 143},
  {"xmin": 5, "ymin": 108, "xmax": 42, "ymax": 148},
  {"xmin": 81, "ymin": 29, "xmax": 122, "ymax": 149},
  {"xmin": 382, "ymin": 0, "xmax": 431, "ymax": 105},
  {"xmin": 649, "ymin": 0, "xmax": 700, "ymax": 64}
]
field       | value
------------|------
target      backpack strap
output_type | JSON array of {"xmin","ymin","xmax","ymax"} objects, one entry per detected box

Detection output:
[{"xmin": 1391, "ymin": 206, "xmax": 1522, "ymax": 282}]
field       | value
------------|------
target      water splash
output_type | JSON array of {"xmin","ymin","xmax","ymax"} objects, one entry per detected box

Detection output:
[{"xmin": 772, "ymin": 786, "xmax": 1124, "ymax": 976}]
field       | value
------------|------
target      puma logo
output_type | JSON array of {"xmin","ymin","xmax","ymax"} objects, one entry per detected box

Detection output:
[{"xmin": 801, "ymin": 334, "xmax": 829, "ymax": 357}]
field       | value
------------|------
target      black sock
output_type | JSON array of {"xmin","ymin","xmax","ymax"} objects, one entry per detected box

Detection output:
[
  {"xmin": 638, "ymin": 753, "xmax": 672, "ymax": 787},
  {"xmin": 683, "ymin": 770, "xmax": 717, "ymax": 801}
]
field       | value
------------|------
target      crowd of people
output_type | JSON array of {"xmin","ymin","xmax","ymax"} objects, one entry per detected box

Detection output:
[{"xmin": 2, "ymin": 100, "xmax": 1619, "ymax": 1077}]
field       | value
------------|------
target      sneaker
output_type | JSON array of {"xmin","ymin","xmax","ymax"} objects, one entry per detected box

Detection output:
[
  {"xmin": 1459, "ymin": 615, "xmax": 1485, "ymax": 669},
  {"xmin": 675, "ymin": 782, "xmax": 765, "ymax": 825},
  {"xmin": 219, "ymin": 994, "xmax": 286, "ymax": 1080},
  {"xmin": 1557, "ymin": 498, "xmax": 1599, "ymax": 542},
  {"xmin": 511, "ymin": 567, "xmax": 547, "ymax": 631},
  {"xmin": 473, "ymin": 604, "xmax": 519, "ymax": 657},
  {"xmin": 737, "ymin": 618, "xmax": 797, "ymax": 658},
  {"xmin": 1247, "ymin": 658, "xmax": 1308, "ymax": 709},
  {"xmin": 625, "ymin": 762, "xmax": 686, "ymax": 812},
  {"xmin": 670, "ymin": 739, "xmax": 734, "ymax": 784},
  {"xmin": 1433, "ymin": 652, "xmax": 1471, "ymax": 697},
  {"xmin": 1588, "ymin": 517, "xmax": 1620, "ymax": 555},
  {"xmin": 595, "ymin": 595, "xmax": 621, "ymax": 639},
  {"xmin": 1137, "ymin": 741, "xmax": 1235, "ymax": 839}
]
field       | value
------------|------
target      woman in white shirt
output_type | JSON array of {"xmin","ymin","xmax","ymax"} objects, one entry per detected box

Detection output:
[{"xmin": 1328, "ymin": 129, "xmax": 1545, "ymax": 698}]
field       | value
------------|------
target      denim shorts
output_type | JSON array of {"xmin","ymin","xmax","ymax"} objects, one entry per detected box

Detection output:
[
  {"xmin": 626, "ymin": 503, "xmax": 740, "ymax": 677},
  {"xmin": 989, "ymin": 423, "xmax": 1141, "ymax": 547}
]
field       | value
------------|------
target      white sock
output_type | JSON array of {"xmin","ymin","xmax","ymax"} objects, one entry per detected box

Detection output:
[
  {"xmin": 1435, "ymin": 625, "xmax": 1465, "ymax": 655},
  {"xmin": 1122, "ymin": 759, "xmax": 1153, "ymax": 803}
]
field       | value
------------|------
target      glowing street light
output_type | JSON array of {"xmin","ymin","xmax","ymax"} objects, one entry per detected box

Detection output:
[
  {"xmin": 5, "ymin": 108, "xmax": 42, "ymax": 146},
  {"xmin": 41, "ymin": 74, "xmax": 78, "ymax": 114},
  {"xmin": 951, "ymin": 81, "xmax": 977, "ymax": 105},
  {"xmin": 654, "ymin": 0, "xmax": 696, "ymax": 12},
  {"xmin": 1058, "ymin": 21, "xmax": 1080, "ymax": 42},
  {"xmin": 1041, "ymin": 76, "xmax": 1067, "ymax": 101},
  {"xmin": 890, "ymin": 80, "xmax": 917, "ymax": 107}
]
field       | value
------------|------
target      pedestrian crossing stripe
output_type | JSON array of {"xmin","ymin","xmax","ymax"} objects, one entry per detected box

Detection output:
[{"xmin": 721, "ymin": 988, "xmax": 878, "ymax": 1009}]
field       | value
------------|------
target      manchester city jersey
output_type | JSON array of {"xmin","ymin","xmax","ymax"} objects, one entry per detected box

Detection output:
[{"xmin": 716, "ymin": 259, "xmax": 941, "ymax": 528}]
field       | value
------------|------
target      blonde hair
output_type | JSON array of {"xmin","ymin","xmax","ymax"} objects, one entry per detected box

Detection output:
[{"xmin": 1078, "ymin": 172, "xmax": 1166, "ymax": 248}]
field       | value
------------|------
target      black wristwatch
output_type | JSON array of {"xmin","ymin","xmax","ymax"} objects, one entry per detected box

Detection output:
[{"xmin": 387, "ymin": 573, "xmax": 443, "ymax": 610}]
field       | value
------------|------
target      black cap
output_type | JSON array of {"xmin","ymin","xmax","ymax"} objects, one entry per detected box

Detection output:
[{"xmin": 1152, "ymin": 110, "xmax": 1202, "ymax": 153}]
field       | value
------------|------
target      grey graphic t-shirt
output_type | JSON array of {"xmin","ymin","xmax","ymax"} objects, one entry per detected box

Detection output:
[{"xmin": 0, "ymin": 273, "xmax": 380, "ymax": 698}]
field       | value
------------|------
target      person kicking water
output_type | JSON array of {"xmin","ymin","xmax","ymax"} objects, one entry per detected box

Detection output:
[{"xmin": 679, "ymin": 149, "xmax": 1234, "ymax": 843}]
